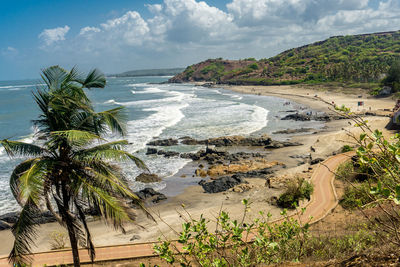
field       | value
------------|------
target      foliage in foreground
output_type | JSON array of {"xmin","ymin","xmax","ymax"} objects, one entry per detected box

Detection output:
[
  {"xmin": 334, "ymin": 106, "xmax": 400, "ymax": 246},
  {"xmin": 154, "ymin": 201, "xmax": 310, "ymax": 266},
  {"xmin": 152, "ymin": 201, "xmax": 378, "ymax": 267}
]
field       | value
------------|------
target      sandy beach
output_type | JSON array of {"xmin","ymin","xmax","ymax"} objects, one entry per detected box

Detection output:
[{"xmin": 0, "ymin": 84, "xmax": 395, "ymax": 257}]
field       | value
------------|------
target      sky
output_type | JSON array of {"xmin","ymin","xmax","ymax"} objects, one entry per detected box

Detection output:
[{"xmin": 0, "ymin": 0, "xmax": 399, "ymax": 80}]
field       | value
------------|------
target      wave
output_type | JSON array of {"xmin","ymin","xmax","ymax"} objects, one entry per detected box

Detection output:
[
  {"xmin": 134, "ymin": 87, "xmax": 164, "ymax": 94},
  {"xmin": 126, "ymin": 103, "xmax": 188, "ymax": 152}
]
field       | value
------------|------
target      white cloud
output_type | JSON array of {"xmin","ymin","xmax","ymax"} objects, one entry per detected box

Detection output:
[
  {"xmin": 34, "ymin": 0, "xmax": 400, "ymax": 75},
  {"xmin": 1, "ymin": 46, "xmax": 18, "ymax": 57},
  {"xmin": 79, "ymin": 26, "xmax": 101, "ymax": 35},
  {"xmin": 39, "ymin": 25, "xmax": 70, "ymax": 46}
]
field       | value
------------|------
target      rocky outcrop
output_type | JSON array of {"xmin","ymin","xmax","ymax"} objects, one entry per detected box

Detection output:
[
  {"xmin": 264, "ymin": 141, "xmax": 303, "ymax": 149},
  {"xmin": 0, "ymin": 211, "xmax": 57, "ymax": 230},
  {"xmin": 146, "ymin": 148, "xmax": 158, "ymax": 155},
  {"xmin": 157, "ymin": 150, "xmax": 180, "ymax": 158},
  {"xmin": 147, "ymin": 138, "xmax": 178, "ymax": 146},
  {"xmin": 281, "ymin": 113, "xmax": 332, "ymax": 121},
  {"xmin": 135, "ymin": 188, "xmax": 167, "ymax": 204},
  {"xmin": 273, "ymin": 128, "xmax": 313, "ymax": 134},
  {"xmin": 199, "ymin": 175, "xmax": 247, "ymax": 193},
  {"xmin": 135, "ymin": 173, "xmax": 162, "ymax": 183}
]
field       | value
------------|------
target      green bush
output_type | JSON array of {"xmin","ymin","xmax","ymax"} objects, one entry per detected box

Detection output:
[
  {"xmin": 341, "ymin": 145, "xmax": 354, "ymax": 153},
  {"xmin": 340, "ymin": 182, "xmax": 372, "ymax": 209},
  {"xmin": 277, "ymin": 178, "xmax": 314, "ymax": 209},
  {"xmin": 248, "ymin": 63, "xmax": 259, "ymax": 70}
]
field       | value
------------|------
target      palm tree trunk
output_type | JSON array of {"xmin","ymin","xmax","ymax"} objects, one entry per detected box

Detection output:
[{"xmin": 65, "ymin": 216, "xmax": 81, "ymax": 267}]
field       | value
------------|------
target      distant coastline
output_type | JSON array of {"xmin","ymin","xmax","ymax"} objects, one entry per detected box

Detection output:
[{"xmin": 112, "ymin": 67, "xmax": 184, "ymax": 77}]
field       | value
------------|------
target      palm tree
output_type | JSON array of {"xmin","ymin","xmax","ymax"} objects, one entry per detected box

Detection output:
[{"xmin": 1, "ymin": 66, "xmax": 150, "ymax": 267}]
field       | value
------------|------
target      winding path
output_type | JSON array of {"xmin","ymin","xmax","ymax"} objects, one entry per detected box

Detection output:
[{"xmin": 0, "ymin": 152, "xmax": 353, "ymax": 267}]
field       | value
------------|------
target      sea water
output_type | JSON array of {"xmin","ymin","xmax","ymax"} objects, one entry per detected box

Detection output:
[{"xmin": 0, "ymin": 76, "xmax": 324, "ymax": 214}]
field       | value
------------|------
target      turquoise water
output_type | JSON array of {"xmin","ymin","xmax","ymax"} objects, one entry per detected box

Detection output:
[{"xmin": 0, "ymin": 76, "xmax": 324, "ymax": 213}]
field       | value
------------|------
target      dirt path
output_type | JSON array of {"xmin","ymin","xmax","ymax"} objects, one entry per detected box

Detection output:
[{"xmin": 0, "ymin": 153, "xmax": 353, "ymax": 267}]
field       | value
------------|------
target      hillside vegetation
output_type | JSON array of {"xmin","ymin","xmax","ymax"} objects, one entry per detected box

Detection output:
[{"xmin": 169, "ymin": 31, "xmax": 400, "ymax": 86}]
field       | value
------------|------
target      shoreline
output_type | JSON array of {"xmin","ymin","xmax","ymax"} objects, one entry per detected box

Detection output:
[{"xmin": 0, "ymin": 84, "xmax": 395, "ymax": 256}]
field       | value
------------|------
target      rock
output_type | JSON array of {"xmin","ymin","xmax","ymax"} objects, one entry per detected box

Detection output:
[
  {"xmin": 0, "ymin": 211, "xmax": 56, "ymax": 229},
  {"xmin": 281, "ymin": 113, "xmax": 332, "ymax": 122},
  {"xmin": 195, "ymin": 169, "xmax": 207, "ymax": 177},
  {"xmin": 130, "ymin": 235, "xmax": 141, "ymax": 241},
  {"xmin": 265, "ymin": 141, "xmax": 302, "ymax": 149},
  {"xmin": 0, "ymin": 212, "xmax": 19, "ymax": 224},
  {"xmin": 311, "ymin": 158, "xmax": 324, "ymax": 165},
  {"xmin": 273, "ymin": 128, "xmax": 313, "ymax": 134},
  {"xmin": 378, "ymin": 86, "xmax": 392, "ymax": 96},
  {"xmin": 180, "ymin": 137, "xmax": 203, "ymax": 145},
  {"xmin": 146, "ymin": 148, "xmax": 158, "ymax": 155},
  {"xmin": 135, "ymin": 188, "xmax": 167, "ymax": 204},
  {"xmin": 157, "ymin": 150, "xmax": 180, "ymax": 158},
  {"xmin": 35, "ymin": 211, "xmax": 57, "ymax": 224},
  {"xmin": 147, "ymin": 138, "xmax": 178, "ymax": 146},
  {"xmin": 199, "ymin": 175, "xmax": 247, "ymax": 193},
  {"xmin": 0, "ymin": 220, "xmax": 11, "ymax": 230},
  {"xmin": 135, "ymin": 173, "xmax": 162, "ymax": 183}
]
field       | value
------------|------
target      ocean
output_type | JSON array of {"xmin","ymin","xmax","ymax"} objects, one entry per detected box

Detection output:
[{"xmin": 0, "ymin": 76, "xmax": 324, "ymax": 214}]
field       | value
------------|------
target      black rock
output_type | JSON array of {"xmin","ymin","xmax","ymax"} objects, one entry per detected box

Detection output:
[
  {"xmin": 199, "ymin": 175, "xmax": 247, "ymax": 193},
  {"xmin": 130, "ymin": 235, "xmax": 141, "ymax": 241},
  {"xmin": 311, "ymin": 158, "xmax": 324, "ymax": 165},
  {"xmin": 273, "ymin": 128, "xmax": 313, "ymax": 134},
  {"xmin": 147, "ymin": 138, "xmax": 178, "ymax": 146},
  {"xmin": 0, "ymin": 212, "xmax": 19, "ymax": 224},
  {"xmin": 135, "ymin": 188, "xmax": 167, "ymax": 203},
  {"xmin": 157, "ymin": 150, "xmax": 180, "ymax": 158},
  {"xmin": 146, "ymin": 148, "xmax": 158, "ymax": 155},
  {"xmin": 0, "ymin": 220, "xmax": 11, "ymax": 230}
]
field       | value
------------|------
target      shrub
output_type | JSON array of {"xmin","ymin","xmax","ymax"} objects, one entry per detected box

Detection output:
[
  {"xmin": 341, "ymin": 145, "xmax": 354, "ymax": 153},
  {"xmin": 248, "ymin": 63, "xmax": 259, "ymax": 70},
  {"xmin": 340, "ymin": 183, "xmax": 372, "ymax": 209},
  {"xmin": 277, "ymin": 178, "xmax": 314, "ymax": 209},
  {"xmin": 49, "ymin": 231, "xmax": 68, "ymax": 250}
]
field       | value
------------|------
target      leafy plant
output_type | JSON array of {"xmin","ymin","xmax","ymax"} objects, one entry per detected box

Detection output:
[
  {"xmin": 154, "ymin": 201, "xmax": 311, "ymax": 266},
  {"xmin": 277, "ymin": 178, "xmax": 314, "ymax": 209},
  {"xmin": 49, "ymin": 231, "xmax": 68, "ymax": 250}
]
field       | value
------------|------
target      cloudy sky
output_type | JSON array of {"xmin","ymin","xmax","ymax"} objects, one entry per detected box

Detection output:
[{"xmin": 0, "ymin": 0, "xmax": 399, "ymax": 80}]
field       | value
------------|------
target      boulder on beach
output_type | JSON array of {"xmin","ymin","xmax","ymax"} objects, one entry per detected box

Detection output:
[
  {"xmin": 135, "ymin": 173, "xmax": 162, "ymax": 183},
  {"xmin": 135, "ymin": 188, "xmax": 167, "ymax": 203},
  {"xmin": 199, "ymin": 175, "xmax": 247, "ymax": 193}
]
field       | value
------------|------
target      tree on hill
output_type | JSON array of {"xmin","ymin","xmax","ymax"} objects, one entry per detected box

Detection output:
[
  {"xmin": 382, "ymin": 60, "xmax": 400, "ymax": 91},
  {"xmin": 0, "ymin": 66, "xmax": 150, "ymax": 267}
]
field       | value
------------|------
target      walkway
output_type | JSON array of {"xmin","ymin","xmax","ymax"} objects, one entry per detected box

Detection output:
[{"xmin": 0, "ymin": 152, "xmax": 353, "ymax": 266}]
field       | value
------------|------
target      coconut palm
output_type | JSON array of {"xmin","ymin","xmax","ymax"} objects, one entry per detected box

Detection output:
[{"xmin": 1, "ymin": 66, "xmax": 150, "ymax": 267}]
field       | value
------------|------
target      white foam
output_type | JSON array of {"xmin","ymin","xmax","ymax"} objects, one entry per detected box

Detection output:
[
  {"xmin": 104, "ymin": 99, "xmax": 118, "ymax": 105},
  {"xmin": 135, "ymin": 87, "xmax": 164, "ymax": 94},
  {"xmin": 0, "ymin": 84, "xmax": 34, "ymax": 89},
  {"xmin": 126, "ymin": 103, "xmax": 188, "ymax": 152},
  {"xmin": 131, "ymin": 90, "xmax": 135, "ymax": 94}
]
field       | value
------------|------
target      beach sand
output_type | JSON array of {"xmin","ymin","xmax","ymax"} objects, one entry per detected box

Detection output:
[{"xmin": 0, "ymin": 84, "xmax": 395, "ymax": 257}]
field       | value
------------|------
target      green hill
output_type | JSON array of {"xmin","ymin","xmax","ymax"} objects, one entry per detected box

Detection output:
[
  {"xmin": 169, "ymin": 31, "xmax": 400, "ymax": 86},
  {"xmin": 115, "ymin": 68, "xmax": 184, "ymax": 77}
]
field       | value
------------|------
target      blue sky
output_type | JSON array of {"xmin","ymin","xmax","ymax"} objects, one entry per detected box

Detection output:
[{"xmin": 0, "ymin": 0, "xmax": 398, "ymax": 80}]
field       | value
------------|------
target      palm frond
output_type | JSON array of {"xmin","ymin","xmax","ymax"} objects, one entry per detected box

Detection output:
[
  {"xmin": 18, "ymin": 159, "xmax": 50, "ymax": 205},
  {"xmin": 97, "ymin": 107, "xmax": 127, "ymax": 136},
  {"xmin": 8, "ymin": 199, "xmax": 40, "ymax": 266},
  {"xmin": 79, "ymin": 69, "xmax": 106, "ymax": 89},
  {"xmin": 41, "ymin": 65, "xmax": 69, "ymax": 91},
  {"xmin": 76, "ymin": 148, "xmax": 147, "ymax": 170},
  {"xmin": 77, "ymin": 176, "xmax": 132, "ymax": 229},
  {"xmin": 10, "ymin": 159, "xmax": 40, "ymax": 204},
  {"xmin": 1, "ymin": 140, "xmax": 43, "ymax": 158},
  {"xmin": 50, "ymin": 130, "xmax": 103, "ymax": 147}
]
